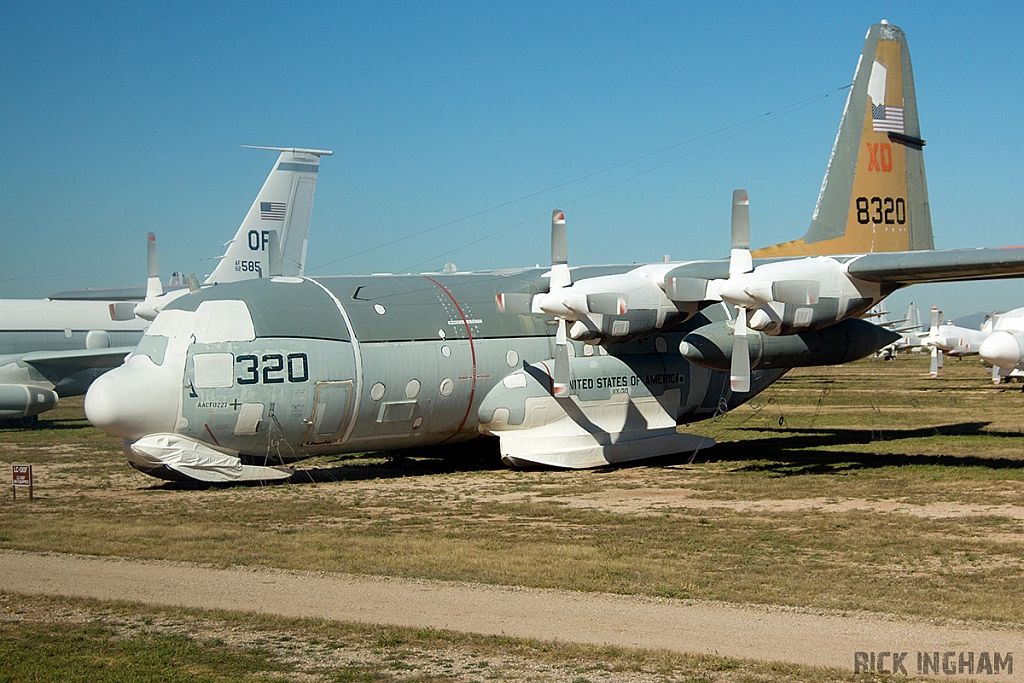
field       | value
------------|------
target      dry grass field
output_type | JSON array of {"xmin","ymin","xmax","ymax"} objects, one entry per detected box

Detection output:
[{"xmin": 2, "ymin": 353, "xmax": 1023, "ymax": 681}]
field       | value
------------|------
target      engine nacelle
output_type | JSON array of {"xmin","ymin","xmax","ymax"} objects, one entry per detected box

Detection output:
[
  {"xmin": 752, "ymin": 297, "xmax": 877, "ymax": 336},
  {"xmin": 568, "ymin": 308, "xmax": 672, "ymax": 344},
  {"xmin": 678, "ymin": 318, "xmax": 899, "ymax": 371},
  {"xmin": 0, "ymin": 384, "xmax": 59, "ymax": 419}
]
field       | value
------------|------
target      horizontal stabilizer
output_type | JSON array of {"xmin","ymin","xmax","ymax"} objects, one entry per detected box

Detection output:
[{"xmin": 241, "ymin": 145, "xmax": 334, "ymax": 157}]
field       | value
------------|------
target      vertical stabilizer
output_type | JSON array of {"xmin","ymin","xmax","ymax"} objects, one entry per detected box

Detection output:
[
  {"xmin": 753, "ymin": 22, "xmax": 933, "ymax": 257},
  {"xmin": 204, "ymin": 147, "xmax": 333, "ymax": 284},
  {"xmin": 906, "ymin": 301, "xmax": 921, "ymax": 331}
]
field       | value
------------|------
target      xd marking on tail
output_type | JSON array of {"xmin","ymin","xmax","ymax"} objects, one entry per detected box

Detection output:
[{"xmin": 753, "ymin": 22, "xmax": 933, "ymax": 257}]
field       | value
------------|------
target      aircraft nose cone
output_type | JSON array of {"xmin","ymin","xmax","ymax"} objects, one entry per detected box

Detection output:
[
  {"xmin": 85, "ymin": 358, "xmax": 179, "ymax": 440},
  {"xmin": 980, "ymin": 331, "xmax": 1022, "ymax": 371}
]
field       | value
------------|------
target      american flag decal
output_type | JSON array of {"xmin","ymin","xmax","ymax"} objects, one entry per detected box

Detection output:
[
  {"xmin": 871, "ymin": 103, "xmax": 905, "ymax": 134},
  {"xmin": 260, "ymin": 201, "xmax": 286, "ymax": 221}
]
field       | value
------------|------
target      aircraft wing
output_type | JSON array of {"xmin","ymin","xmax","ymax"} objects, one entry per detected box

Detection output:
[
  {"xmin": 20, "ymin": 347, "xmax": 134, "ymax": 372},
  {"xmin": 47, "ymin": 285, "xmax": 189, "ymax": 302},
  {"xmin": 665, "ymin": 247, "xmax": 1024, "ymax": 290},
  {"xmin": 845, "ymin": 247, "xmax": 1024, "ymax": 285}
]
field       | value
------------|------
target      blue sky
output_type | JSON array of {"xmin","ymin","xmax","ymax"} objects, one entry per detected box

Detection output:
[{"xmin": 1, "ymin": 1, "xmax": 1022, "ymax": 320}]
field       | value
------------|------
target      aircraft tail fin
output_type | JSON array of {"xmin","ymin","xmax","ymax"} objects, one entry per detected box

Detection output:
[
  {"xmin": 752, "ymin": 22, "xmax": 932, "ymax": 257},
  {"xmin": 204, "ymin": 147, "xmax": 333, "ymax": 284},
  {"xmin": 906, "ymin": 301, "xmax": 921, "ymax": 332}
]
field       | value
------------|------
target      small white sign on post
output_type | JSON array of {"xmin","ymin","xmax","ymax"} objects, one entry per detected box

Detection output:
[{"xmin": 12, "ymin": 464, "xmax": 32, "ymax": 500}]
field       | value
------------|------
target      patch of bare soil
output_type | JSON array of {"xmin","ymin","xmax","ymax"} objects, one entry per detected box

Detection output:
[
  {"xmin": 485, "ymin": 487, "xmax": 1024, "ymax": 520},
  {"xmin": 2, "ymin": 550, "xmax": 1021, "ymax": 680}
]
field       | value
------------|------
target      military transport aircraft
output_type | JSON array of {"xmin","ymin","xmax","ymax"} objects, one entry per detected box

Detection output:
[
  {"xmin": 868, "ymin": 301, "xmax": 922, "ymax": 360},
  {"xmin": 0, "ymin": 147, "xmax": 329, "ymax": 426},
  {"xmin": 900, "ymin": 307, "xmax": 994, "ymax": 377},
  {"xmin": 85, "ymin": 22, "xmax": 1024, "ymax": 483}
]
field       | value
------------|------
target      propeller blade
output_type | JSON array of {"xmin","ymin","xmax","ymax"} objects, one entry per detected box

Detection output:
[
  {"xmin": 728, "ymin": 190, "xmax": 752, "ymax": 277},
  {"xmin": 550, "ymin": 209, "xmax": 570, "ymax": 289},
  {"xmin": 937, "ymin": 348, "xmax": 944, "ymax": 370},
  {"xmin": 929, "ymin": 345, "xmax": 939, "ymax": 377},
  {"xmin": 553, "ymin": 318, "xmax": 570, "ymax": 398},
  {"xmin": 585, "ymin": 292, "xmax": 628, "ymax": 316},
  {"xmin": 729, "ymin": 249, "xmax": 752, "ymax": 279},
  {"xmin": 771, "ymin": 279, "xmax": 821, "ymax": 306},
  {"xmin": 146, "ymin": 233, "xmax": 163, "ymax": 299},
  {"xmin": 730, "ymin": 307, "xmax": 751, "ymax": 393},
  {"xmin": 731, "ymin": 190, "xmax": 750, "ymax": 250},
  {"xmin": 495, "ymin": 293, "xmax": 533, "ymax": 315},
  {"xmin": 551, "ymin": 209, "xmax": 567, "ymax": 265}
]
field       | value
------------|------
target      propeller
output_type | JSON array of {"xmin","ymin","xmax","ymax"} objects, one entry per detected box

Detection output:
[
  {"xmin": 495, "ymin": 210, "xmax": 628, "ymax": 398},
  {"xmin": 549, "ymin": 210, "xmax": 571, "ymax": 398},
  {"xmin": 715, "ymin": 190, "xmax": 821, "ymax": 393},
  {"xmin": 723, "ymin": 190, "xmax": 754, "ymax": 393},
  {"xmin": 929, "ymin": 346, "xmax": 943, "ymax": 377},
  {"xmin": 146, "ymin": 232, "xmax": 163, "ymax": 299},
  {"xmin": 927, "ymin": 307, "xmax": 943, "ymax": 377}
]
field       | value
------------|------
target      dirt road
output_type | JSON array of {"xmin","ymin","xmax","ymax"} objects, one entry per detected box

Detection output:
[{"xmin": 1, "ymin": 550, "xmax": 1018, "ymax": 679}]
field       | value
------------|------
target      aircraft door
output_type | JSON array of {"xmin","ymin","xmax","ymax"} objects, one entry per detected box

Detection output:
[{"xmin": 303, "ymin": 380, "xmax": 353, "ymax": 445}]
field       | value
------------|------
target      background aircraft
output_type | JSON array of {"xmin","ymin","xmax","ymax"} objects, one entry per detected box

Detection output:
[
  {"xmin": 978, "ymin": 308, "xmax": 1024, "ymax": 382},
  {"xmin": 862, "ymin": 301, "xmax": 921, "ymax": 359},
  {"xmin": 897, "ymin": 306, "xmax": 993, "ymax": 377},
  {"xmin": 0, "ymin": 147, "xmax": 329, "ymax": 426},
  {"xmin": 84, "ymin": 22, "xmax": 1024, "ymax": 483}
]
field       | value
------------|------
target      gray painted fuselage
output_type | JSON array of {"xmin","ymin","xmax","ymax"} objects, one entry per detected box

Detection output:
[{"xmin": 159, "ymin": 268, "xmax": 781, "ymax": 462}]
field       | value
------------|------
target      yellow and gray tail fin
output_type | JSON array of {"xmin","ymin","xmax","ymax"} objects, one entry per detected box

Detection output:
[
  {"xmin": 753, "ymin": 22, "xmax": 933, "ymax": 257},
  {"xmin": 204, "ymin": 146, "xmax": 332, "ymax": 284}
]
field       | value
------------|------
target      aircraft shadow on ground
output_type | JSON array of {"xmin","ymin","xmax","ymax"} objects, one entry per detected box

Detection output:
[
  {"xmin": 146, "ymin": 422, "xmax": 1024, "ymax": 489},
  {"xmin": 149, "ymin": 439, "xmax": 507, "ymax": 489},
  {"xmin": 286, "ymin": 451, "xmax": 506, "ymax": 484},
  {"xmin": 655, "ymin": 421, "xmax": 1024, "ymax": 475},
  {"xmin": 1, "ymin": 418, "xmax": 91, "ymax": 432}
]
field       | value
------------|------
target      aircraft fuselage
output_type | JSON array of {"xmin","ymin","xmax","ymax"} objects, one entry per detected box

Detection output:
[{"xmin": 86, "ymin": 267, "xmax": 809, "ymax": 477}]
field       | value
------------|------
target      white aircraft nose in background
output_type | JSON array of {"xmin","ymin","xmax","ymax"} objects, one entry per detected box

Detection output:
[{"xmin": 980, "ymin": 331, "xmax": 1023, "ymax": 371}]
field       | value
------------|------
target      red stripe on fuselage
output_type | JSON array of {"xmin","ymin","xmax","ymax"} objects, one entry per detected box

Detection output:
[
  {"xmin": 204, "ymin": 424, "xmax": 221, "ymax": 446},
  {"xmin": 424, "ymin": 277, "xmax": 477, "ymax": 438}
]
